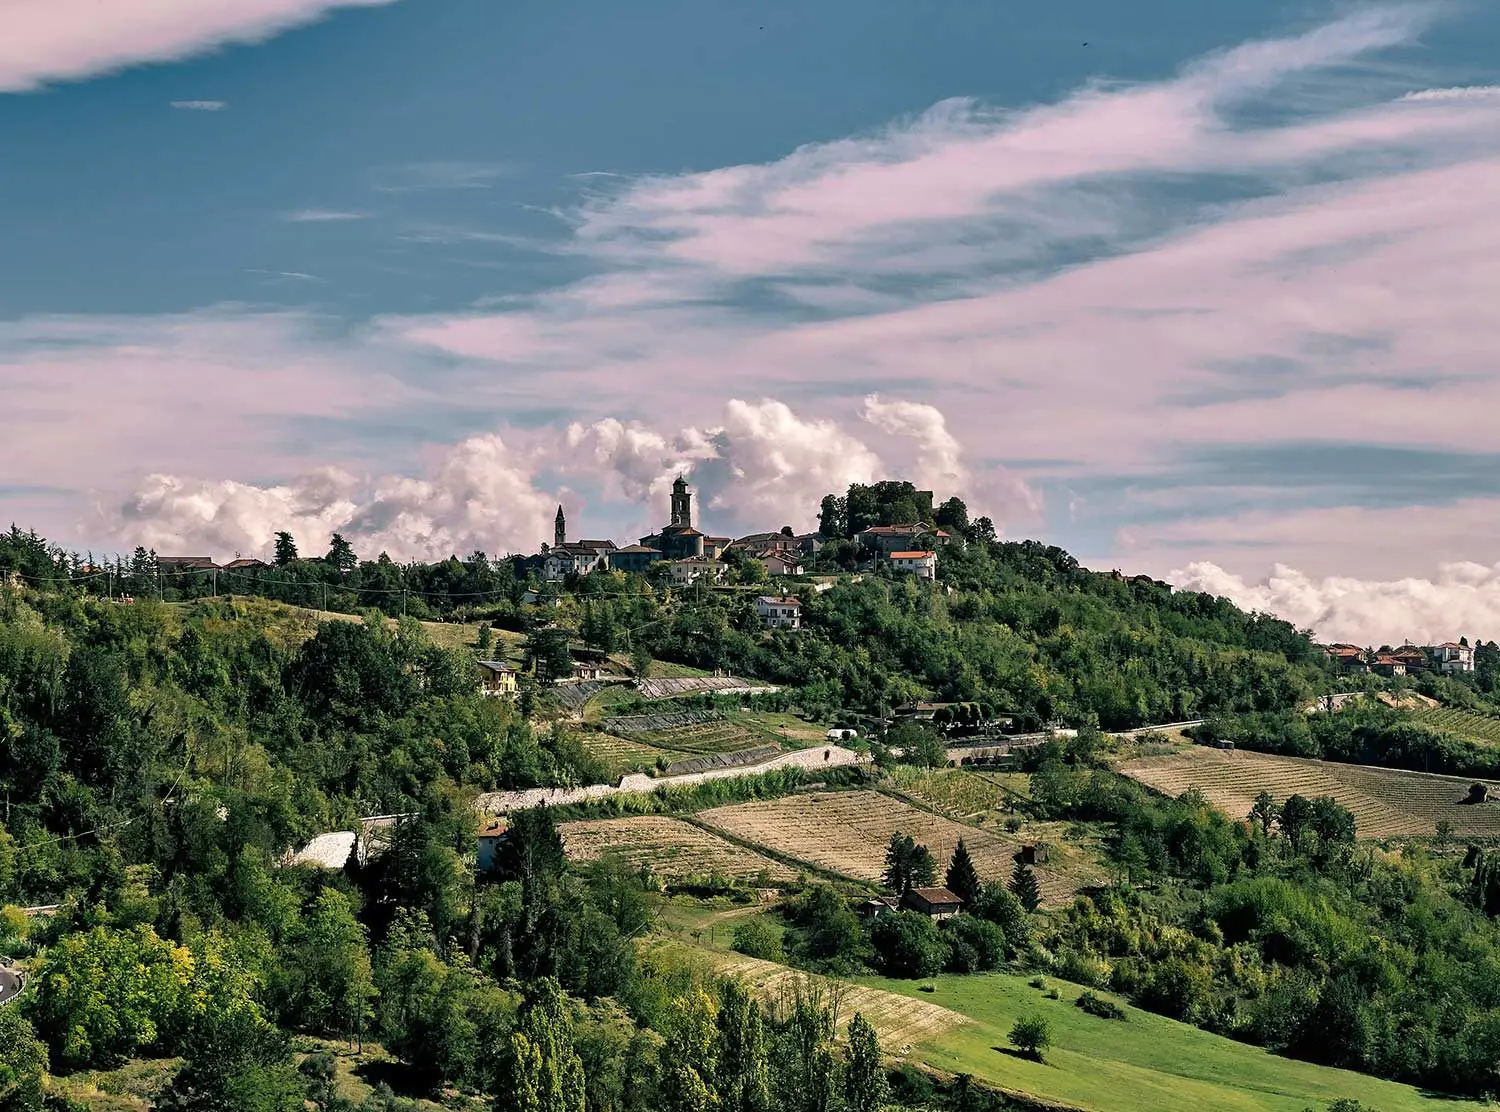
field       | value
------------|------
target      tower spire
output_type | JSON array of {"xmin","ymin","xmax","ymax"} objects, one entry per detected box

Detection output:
[
  {"xmin": 670, "ymin": 474, "xmax": 692, "ymax": 529},
  {"xmin": 554, "ymin": 504, "xmax": 566, "ymax": 548}
]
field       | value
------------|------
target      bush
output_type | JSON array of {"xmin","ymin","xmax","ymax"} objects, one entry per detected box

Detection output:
[
  {"xmin": 1075, "ymin": 991, "xmax": 1126, "ymax": 1021},
  {"xmin": 941, "ymin": 916, "xmax": 1007, "ymax": 973},
  {"xmin": 1009, "ymin": 1014, "xmax": 1051, "ymax": 1061},
  {"xmin": 731, "ymin": 917, "xmax": 784, "ymax": 962},
  {"xmin": 1054, "ymin": 948, "xmax": 1111, "ymax": 988},
  {"xmin": 870, "ymin": 912, "xmax": 950, "ymax": 979}
]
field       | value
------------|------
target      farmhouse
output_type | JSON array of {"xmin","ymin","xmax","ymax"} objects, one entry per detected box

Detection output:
[
  {"xmin": 1370, "ymin": 654, "xmax": 1407, "ymax": 678},
  {"xmin": 476, "ymin": 660, "xmax": 518, "ymax": 698},
  {"xmin": 901, "ymin": 887, "xmax": 964, "ymax": 920},
  {"xmin": 857, "ymin": 896, "xmax": 903, "ymax": 920},
  {"xmin": 756, "ymin": 596, "xmax": 802, "ymax": 630},
  {"xmin": 157, "ymin": 556, "xmax": 221, "ymax": 573}
]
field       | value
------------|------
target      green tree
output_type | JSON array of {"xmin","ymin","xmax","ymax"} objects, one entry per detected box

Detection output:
[
  {"xmin": 773, "ymin": 990, "xmax": 838, "ymax": 1112},
  {"xmin": 1249, "ymin": 791, "xmax": 1280, "ymax": 837},
  {"xmin": 1278, "ymin": 794, "xmax": 1313, "ymax": 854},
  {"xmin": 273, "ymin": 531, "xmax": 298, "ymax": 566},
  {"xmin": 842, "ymin": 1012, "xmax": 887, "ymax": 1112},
  {"xmin": 945, "ymin": 839, "xmax": 982, "ymax": 906},
  {"xmin": 870, "ymin": 911, "xmax": 949, "ymax": 979},
  {"xmin": 525, "ymin": 627, "xmax": 574, "ymax": 685},
  {"xmin": 716, "ymin": 980, "xmax": 769, "ymax": 1112},
  {"xmin": 1009, "ymin": 860, "xmax": 1041, "ymax": 913},
  {"xmin": 1008, "ymin": 1014, "xmax": 1051, "ymax": 1062},
  {"xmin": 731, "ymin": 918, "xmax": 784, "ymax": 963},
  {"xmin": 504, "ymin": 979, "xmax": 586, "ymax": 1112},
  {"xmin": 283, "ymin": 889, "xmax": 376, "ymax": 1046},
  {"xmin": 326, "ymin": 533, "xmax": 358, "ymax": 574},
  {"xmin": 973, "ymin": 884, "xmax": 1030, "ymax": 959},
  {"xmin": 27, "ymin": 923, "xmax": 191, "ymax": 1070},
  {"xmin": 0, "ymin": 1009, "xmax": 48, "ymax": 1112}
]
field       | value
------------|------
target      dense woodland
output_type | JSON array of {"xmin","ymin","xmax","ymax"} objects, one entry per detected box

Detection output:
[{"xmin": 2, "ymin": 494, "xmax": 1498, "ymax": 1109}]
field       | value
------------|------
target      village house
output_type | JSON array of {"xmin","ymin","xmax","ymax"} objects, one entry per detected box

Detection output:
[
  {"xmin": 887, "ymin": 550, "xmax": 936, "ymax": 580},
  {"xmin": 476, "ymin": 660, "xmax": 518, "ymax": 698},
  {"xmin": 1391, "ymin": 645, "xmax": 1429, "ymax": 672},
  {"xmin": 1369, "ymin": 654, "xmax": 1407, "ymax": 678},
  {"xmin": 703, "ymin": 536, "xmax": 734, "ymax": 560},
  {"xmin": 157, "ymin": 556, "xmax": 221, "ymax": 573},
  {"xmin": 222, "ymin": 557, "xmax": 268, "ymax": 572},
  {"xmin": 757, "ymin": 550, "xmax": 804, "ymax": 577},
  {"xmin": 756, "ymin": 595, "xmax": 802, "ymax": 630},
  {"xmin": 608, "ymin": 544, "xmax": 663, "ymax": 574},
  {"xmin": 901, "ymin": 887, "xmax": 964, "ymax": 920},
  {"xmin": 669, "ymin": 557, "xmax": 726, "ymax": 587},
  {"xmin": 856, "ymin": 523, "xmax": 951, "ymax": 557},
  {"xmin": 856, "ymin": 895, "xmax": 903, "ymax": 920},
  {"xmin": 476, "ymin": 820, "xmax": 508, "ymax": 873},
  {"xmin": 567, "ymin": 660, "xmax": 607, "ymax": 683},
  {"xmin": 1323, "ymin": 644, "xmax": 1369, "ymax": 674},
  {"xmin": 1433, "ymin": 642, "xmax": 1476, "ymax": 674}
]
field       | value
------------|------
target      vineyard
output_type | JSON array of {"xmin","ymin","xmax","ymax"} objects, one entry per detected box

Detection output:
[
  {"xmin": 635, "ymin": 676, "xmax": 780, "ymax": 700},
  {"xmin": 579, "ymin": 732, "xmax": 683, "ymax": 776},
  {"xmin": 887, "ymin": 768, "xmax": 1030, "ymax": 817},
  {"xmin": 1118, "ymin": 748, "xmax": 1500, "ymax": 838},
  {"xmin": 1412, "ymin": 707, "xmax": 1500, "ymax": 746},
  {"xmin": 559, "ymin": 816, "xmax": 795, "ymax": 881},
  {"xmin": 601, "ymin": 710, "xmax": 783, "ymax": 756},
  {"xmin": 696, "ymin": 790, "xmax": 1103, "ymax": 906}
]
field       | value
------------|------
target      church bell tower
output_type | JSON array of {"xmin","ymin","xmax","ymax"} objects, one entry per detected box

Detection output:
[
  {"xmin": 669, "ymin": 475, "xmax": 692, "ymax": 529},
  {"xmin": 554, "ymin": 504, "xmax": 566, "ymax": 548}
]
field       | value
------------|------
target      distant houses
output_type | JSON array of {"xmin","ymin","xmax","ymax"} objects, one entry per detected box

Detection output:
[{"xmin": 1322, "ymin": 640, "xmax": 1476, "ymax": 676}]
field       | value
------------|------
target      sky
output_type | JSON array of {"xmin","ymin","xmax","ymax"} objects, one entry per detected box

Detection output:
[{"xmin": 3, "ymin": 0, "xmax": 1499, "ymax": 644}]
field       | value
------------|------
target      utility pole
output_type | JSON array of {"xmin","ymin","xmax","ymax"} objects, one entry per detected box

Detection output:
[{"xmin": 212, "ymin": 569, "xmax": 218, "ymax": 598}]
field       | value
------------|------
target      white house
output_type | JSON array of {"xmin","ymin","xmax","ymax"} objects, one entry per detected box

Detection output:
[
  {"xmin": 756, "ymin": 596, "xmax": 802, "ymax": 630},
  {"xmin": 668, "ymin": 558, "xmax": 725, "ymax": 587},
  {"xmin": 1432, "ymin": 642, "xmax": 1476, "ymax": 674},
  {"xmin": 887, "ymin": 550, "xmax": 936, "ymax": 580},
  {"xmin": 757, "ymin": 550, "xmax": 805, "ymax": 577},
  {"xmin": 543, "ymin": 540, "xmax": 616, "ymax": 582}
]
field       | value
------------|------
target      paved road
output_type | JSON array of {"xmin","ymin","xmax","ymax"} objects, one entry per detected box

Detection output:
[{"xmin": 0, "ymin": 967, "xmax": 23, "ymax": 1007}]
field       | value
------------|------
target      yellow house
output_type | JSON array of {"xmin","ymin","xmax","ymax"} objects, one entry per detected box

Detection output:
[{"xmin": 477, "ymin": 660, "xmax": 518, "ymax": 698}]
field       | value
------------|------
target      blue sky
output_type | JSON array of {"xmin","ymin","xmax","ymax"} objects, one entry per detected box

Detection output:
[{"xmin": 4, "ymin": 0, "xmax": 1500, "ymax": 641}]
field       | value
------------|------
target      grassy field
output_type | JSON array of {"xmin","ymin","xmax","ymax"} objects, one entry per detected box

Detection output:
[
  {"xmin": 1413, "ymin": 706, "xmax": 1500, "ymax": 746},
  {"xmin": 1119, "ymin": 747, "xmax": 1500, "ymax": 838},
  {"xmin": 697, "ymin": 791, "xmax": 1105, "ymax": 905},
  {"xmin": 561, "ymin": 816, "xmax": 796, "ymax": 881},
  {"xmin": 871, "ymin": 972, "xmax": 1455, "ymax": 1112}
]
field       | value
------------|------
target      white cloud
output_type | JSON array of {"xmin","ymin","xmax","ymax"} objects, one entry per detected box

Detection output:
[
  {"xmin": 1170, "ymin": 560, "xmax": 1500, "ymax": 646},
  {"xmin": 170, "ymin": 99, "xmax": 226, "ymax": 111},
  {"xmin": 118, "ymin": 435, "xmax": 554, "ymax": 562},
  {"xmin": 0, "ymin": 0, "xmax": 400, "ymax": 93},
  {"xmin": 1402, "ymin": 85, "xmax": 1500, "ymax": 102},
  {"xmin": 282, "ymin": 209, "xmax": 367, "ymax": 222}
]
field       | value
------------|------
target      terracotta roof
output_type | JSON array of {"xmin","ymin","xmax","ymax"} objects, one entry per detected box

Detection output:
[
  {"xmin": 478, "ymin": 821, "xmax": 509, "ymax": 838},
  {"xmin": 1436, "ymin": 642, "xmax": 1470, "ymax": 651},
  {"xmin": 613, "ymin": 544, "xmax": 661, "ymax": 554},
  {"xmin": 888, "ymin": 550, "xmax": 935, "ymax": 560},
  {"xmin": 757, "ymin": 596, "xmax": 802, "ymax": 607}
]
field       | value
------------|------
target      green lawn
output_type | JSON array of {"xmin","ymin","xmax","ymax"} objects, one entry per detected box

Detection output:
[{"xmin": 870, "ymin": 973, "xmax": 1462, "ymax": 1112}]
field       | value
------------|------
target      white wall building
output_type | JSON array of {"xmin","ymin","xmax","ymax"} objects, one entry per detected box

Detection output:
[
  {"xmin": 887, "ymin": 550, "xmax": 937, "ymax": 580},
  {"xmin": 756, "ymin": 596, "xmax": 802, "ymax": 630}
]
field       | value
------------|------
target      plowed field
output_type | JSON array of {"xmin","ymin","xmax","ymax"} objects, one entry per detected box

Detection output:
[{"xmin": 560, "ymin": 816, "xmax": 795, "ymax": 880}]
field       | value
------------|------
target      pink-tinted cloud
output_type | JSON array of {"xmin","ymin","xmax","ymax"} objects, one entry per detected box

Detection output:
[{"xmin": 0, "ymin": 0, "xmax": 400, "ymax": 92}]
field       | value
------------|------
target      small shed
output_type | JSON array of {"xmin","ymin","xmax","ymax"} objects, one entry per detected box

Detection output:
[
  {"xmin": 1019, "ymin": 843, "xmax": 1049, "ymax": 866},
  {"xmin": 1214, "ymin": 740, "xmax": 1236, "ymax": 751},
  {"xmin": 901, "ymin": 887, "xmax": 964, "ymax": 920},
  {"xmin": 857, "ymin": 896, "xmax": 902, "ymax": 920}
]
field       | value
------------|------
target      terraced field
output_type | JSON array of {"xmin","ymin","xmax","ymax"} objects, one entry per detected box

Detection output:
[
  {"xmin": 697, "ymin": 791, "xmax": 1102, "ymax": 905},
  {"xmin": 579, "ymin": 732, "xmax": 682, "ymax": 775},
  {"xmin": 560, "ymin": 816, "xmax": 795, "ymax": 880},
  {"xmin": 668, "ymin": 944, "xmax": 968, "ymax": 1050},
  {"xmin": 888, "ymin": 768, "xmax": 1029, "ymax": 817},
  {"xmin": 1119, "ymin": 748, "xmax": 1500, "ymax": 838},
  {"xmin": 1413, "ymin": 706, "xmax": 1500, "ymax": 745}
]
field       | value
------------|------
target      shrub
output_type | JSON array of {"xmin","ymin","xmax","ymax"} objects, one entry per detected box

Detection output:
[
  {"xmin": 1075, "ymin": 991, "xmax": 1126, "ymax": 1021},
  {"xmin": 870, "ymin": 911, "xmax": 950, "ymax": 979},
  {"xmin": 1009, "ymin": 1014, "xmax": 1052, "ymax": 1061},
  {"xmin": 731, "ymin": 917, "xmax": 785, "ymax": 962}
]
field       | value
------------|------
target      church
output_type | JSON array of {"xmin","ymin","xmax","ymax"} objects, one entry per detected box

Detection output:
[{"xmin": 639, "ymin": 475, "xmax": 707, "ymax": 560}]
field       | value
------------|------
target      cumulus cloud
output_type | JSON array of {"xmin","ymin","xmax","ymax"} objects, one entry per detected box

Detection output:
[
  {"xmin": 0, "ymin": 0, "xmax": 400, "ymax": 93},
  {"xmin": 117, "ymin": 435, "xmax": 554, "ymax": 562},
  {"xmin": 561, "ymin": 395, "xmax": 1028, "ymax": 535},
  {"xmin": 1171, "ymin": 561, "xmax": 1500, "ymax": 647},
  {"xmin": 170, "ymin": 99, "xmax": 226, "ymax": 111}
]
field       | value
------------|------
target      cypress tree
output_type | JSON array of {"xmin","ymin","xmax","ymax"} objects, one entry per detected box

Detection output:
[
  {"xmin": 1009, "ymin": 860, "xmax": 1041, "ymax": 913},
  {"xmin": 945, "ymin": 839, "xmax": 982, "ymax": 906}
]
